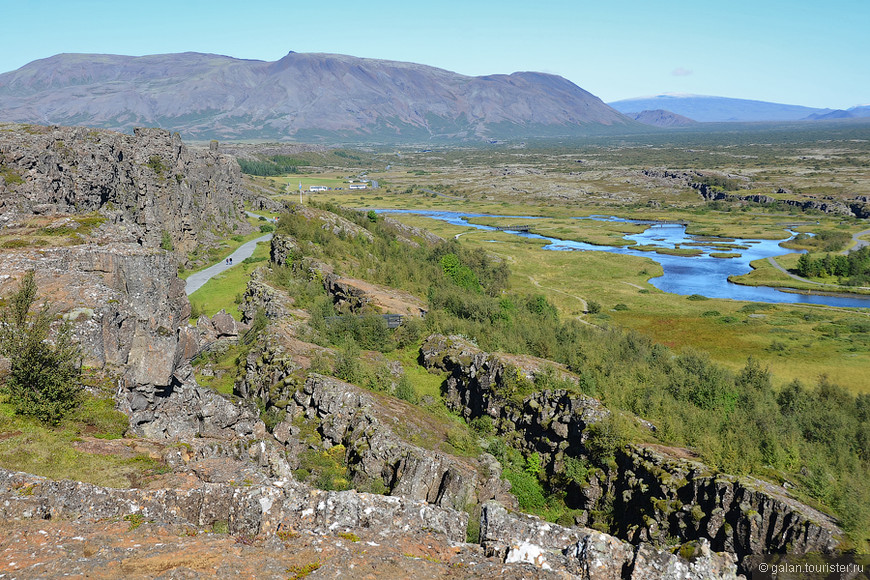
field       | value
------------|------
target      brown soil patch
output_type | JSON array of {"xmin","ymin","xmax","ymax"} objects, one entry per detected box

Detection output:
[{"xmin": 642, "ymin": 443, "xmax": 700, "ymax": 460}]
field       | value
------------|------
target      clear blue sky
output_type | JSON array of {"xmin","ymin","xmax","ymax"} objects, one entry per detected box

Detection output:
[{"xmin": 2, "ymin": 0, "xmax": 868, "ymax": 109}]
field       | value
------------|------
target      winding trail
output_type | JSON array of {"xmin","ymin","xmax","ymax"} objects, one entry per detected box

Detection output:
[
  {"xmin": 185, "ymin": 211, "xmax": 276, "ymax": 296},
  {"xmin": 766, "ymin": 257, "xmax": 825, "ymax": 286},
  {"xmin": 524, "ymin": 275, "xmax": 603, "ymax": 329}
]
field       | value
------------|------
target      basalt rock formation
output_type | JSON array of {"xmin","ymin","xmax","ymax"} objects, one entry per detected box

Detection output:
[
  {"xmin": 0, "ymin": 466, "xmax": 467, "ymax": 544},
  {"xmin": 697, "ymin": 188, "xmax": 856, "ymax": 217},
  {"xmin": 232, "ymin": 323, "xmax": 516, "ymax": 512},
  {"xmin": 480, "ymin": 501, "xmax": 743, "ymax": 579},
  {"xmin": 0, "ymin": 124, "xmax": 251, "ymax": 259},
  {"xmin": 421, "ymin": 334, "xmax": 843, "ymax": 567}
]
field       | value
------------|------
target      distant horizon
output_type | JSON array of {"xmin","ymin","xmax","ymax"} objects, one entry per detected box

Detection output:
[{"xmin": 1, "ymin": 0, "xmax": 868, "ymax": 110}]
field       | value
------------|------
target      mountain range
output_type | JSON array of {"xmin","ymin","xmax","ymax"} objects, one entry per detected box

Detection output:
[
  {"xmin": 608, "ymin": 94, "xmax": 870, "ymax": 123},
  {"xmin": 0, "ymin": 52, "xmax": 634, "ymax": 142}
]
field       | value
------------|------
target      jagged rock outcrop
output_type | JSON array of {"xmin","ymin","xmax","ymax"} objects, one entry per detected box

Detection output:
[
  {"xmin": 269, "ymin": 233, "xmax": 300, "ymax": 267},
  {"xmin": 233, "ymin": 339, "xmax": 517, "ymax": 512},
  {"xmin": 124, "ymin": 371, "xmax": 263, "ymax": 441},
  {"xmin": 292, "ymin": 203, "xmax": 374, "ymax": 241},
  {"xmin": 610, "ymin": 446, "xmax": 841, "ymax": 558},
  {"xmin": 421, "ymin": 334, "xmax": 844, "ymax": 565},
  {"xmin": 480, "ymin": 502, "xmax": 743, "ymax": 579},
  {"xmin": 238, "ymin": 269, "xmax": 294, "ymax": 323},
  {"xmin": 323, "ymin": 272, "xmax": 428, "ymax": 316},
  {"xmin": 382, "ymin": 215, "xmax": 446, "ymax": 246},
  {"xmin": 283, "ymin": 374, "xmax": 515, "ymax": 510},
  {"xmin": 0, "ymin": 124, "xmax": 251, "ymax": 258},
  {"xmin": 0, "ymin": 467, "xmax": 467, "ymax": 543},
  {"xmin": 698, "ymin": 188, "xmax": 855, "ymax": 216},
  {"xmin": 0, "ymin": 243, "xmax": 260, "ymax": 442},
  {"xmin": 196, "ymin": 308, "xmax": 242, "ymax": 348}
]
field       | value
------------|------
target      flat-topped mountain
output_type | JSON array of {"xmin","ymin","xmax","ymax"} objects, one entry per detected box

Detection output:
[
  {"xmin": 609, "ymin": 94, "xmax": 831, "ymax": 123},
  {"xmin": 0, "ymin": 52, "xmax": 635, "ymax": 141},
  {"xmin": 626, "ymin": 109, "xmax": 698, "ymax": 127}
]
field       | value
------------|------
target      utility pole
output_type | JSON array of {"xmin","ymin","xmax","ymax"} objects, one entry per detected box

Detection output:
[{"xmin": 299, "ymin": 181, "xmax": 303, "ymax": 205}]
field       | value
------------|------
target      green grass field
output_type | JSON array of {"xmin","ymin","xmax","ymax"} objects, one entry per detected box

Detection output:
[{"xmin": 268, "ymin": 173, "xmax": 360, "ymax": 192}]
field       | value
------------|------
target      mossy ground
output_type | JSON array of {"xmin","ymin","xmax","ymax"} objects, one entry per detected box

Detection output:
[{"xmin": 0, "ymin": 385, "xmax": 162, "ymax": 488}]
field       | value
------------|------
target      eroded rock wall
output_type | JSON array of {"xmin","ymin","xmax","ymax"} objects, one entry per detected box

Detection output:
[
  {"xmin": 0, "ymin": 467, "xmax": 467, "ymax": 543},
  {"xmin": 480, "ymin": 502, "xmax": 744, "ymax": 580},
  {"xmin": 0, "ymin": 124, "xmax": 251, "ymax": 256}
]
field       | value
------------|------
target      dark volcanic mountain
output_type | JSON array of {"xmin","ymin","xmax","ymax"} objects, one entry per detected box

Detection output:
[{"xmin": 0, "ymin": 52, "xmax": 634, "ymax": 141}]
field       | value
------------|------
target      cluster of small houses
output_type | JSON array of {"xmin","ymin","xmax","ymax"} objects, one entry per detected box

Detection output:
[{"xmin": 308, "ymin": 179, "xmax": 377, "ymax": 193}]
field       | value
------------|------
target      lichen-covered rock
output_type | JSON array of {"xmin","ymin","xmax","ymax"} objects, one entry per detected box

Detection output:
[
  {"xmin": 269, "ymin": 233, "xmax": 300, "ymax": 267},
  {"xmin": 0, "ymin": 467, "xmax": 468, "ymax": 544},
  {"xmin": 239, "ymin": 273, "xmax": 292, "ymax": 323},
  {"xmin": 480, "ymin": 502, "xmax": 743, "ymax": 580},
  {"xmin": 613, "ymin": 446, "xmax": 843, "ymax": 560}
]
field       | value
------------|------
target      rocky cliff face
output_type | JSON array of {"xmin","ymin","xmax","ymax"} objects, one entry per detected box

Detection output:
[
  {"xmin": 421, "ymin": 334, "xmax": 843, "ymax": 565},
  {"xmin": 0, "ymin": 124, "xmax": 251, "ymax": 258},
  {"xmin": 1, "ymin": 244, "xmax": 186, "ymax": 387},
  {"xmin": 0, "ymin": 243, "xmax": 258, "ymax": 442}
]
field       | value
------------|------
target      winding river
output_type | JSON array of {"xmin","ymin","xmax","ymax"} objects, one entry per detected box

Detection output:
[{"xmin": 379, "ymin": 210, "xmax": 870, "ymax": 309}]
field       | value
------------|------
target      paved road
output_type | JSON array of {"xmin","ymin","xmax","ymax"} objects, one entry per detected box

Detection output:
[
  {"xmin": 844, "ymin": 228, "xmax": 870, "ymax": 254},
  {"xmin": 185, "ymin": 215, "xmax": 274, "ymax": 295}
]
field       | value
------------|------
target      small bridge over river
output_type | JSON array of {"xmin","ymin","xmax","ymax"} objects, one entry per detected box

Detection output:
[{"xmin": 494, "ymin": 224, "xmax": 532, "ymax": 232}]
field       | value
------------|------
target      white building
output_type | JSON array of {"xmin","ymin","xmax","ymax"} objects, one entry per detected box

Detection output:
[{"xmin": 308, "ymin": 186, "xmax": 328, "ymax": 192}]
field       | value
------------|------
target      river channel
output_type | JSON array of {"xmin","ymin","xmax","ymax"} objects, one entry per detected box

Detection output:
[{"xmin": 378, "ymin": 210, "xmax": 870, "ymax": 309}]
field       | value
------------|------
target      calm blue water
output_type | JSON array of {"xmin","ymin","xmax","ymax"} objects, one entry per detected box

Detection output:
[{"xmin": 378, "ymin": 210, "xmax": 870, "ymax": 309}]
